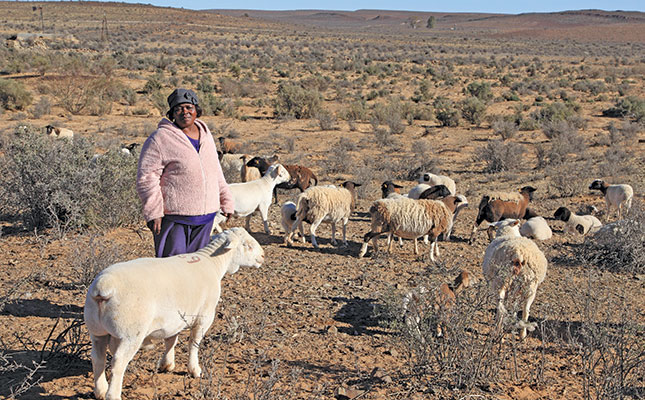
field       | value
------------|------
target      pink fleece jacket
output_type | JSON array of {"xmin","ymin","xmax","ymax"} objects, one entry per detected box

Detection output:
[{"xmin": 136, "ymin": 118, "xmax": 234, "ymax": 222}]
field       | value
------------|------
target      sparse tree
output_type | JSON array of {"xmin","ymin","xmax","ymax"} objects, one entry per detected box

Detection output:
[{"xmin": 427, "ymin": 16, "xmax": 435, "ymax": 29}]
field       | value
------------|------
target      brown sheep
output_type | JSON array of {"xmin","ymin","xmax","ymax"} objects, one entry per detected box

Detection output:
[
  {"xmin": 246, "ymin": 156, "xmax": 318, "ymax": 204},
  {"xmin": 218, "ymin": 136, "xmax": 243, "ymax": 154},
  {"xmin": 469, "ymin": 186, "xmax": 536, "ymax": 244}
]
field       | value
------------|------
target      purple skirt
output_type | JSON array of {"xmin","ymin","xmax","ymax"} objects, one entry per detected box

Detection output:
[{"xmin": 153, "ymin": 215, "xmax": 215, "ymax": 258}]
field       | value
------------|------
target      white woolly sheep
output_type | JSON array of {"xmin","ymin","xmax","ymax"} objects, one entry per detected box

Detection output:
[
  {"xmin": 482, "ymin": 219, "xmax": 548, "ymax": 340},
  {"xmin": 218, "ymin": 152, "xmax": 247, "ymax": 180},
  {"xmin": 358, "ymin": 197, "xmax": 452, "ymax": 261},
  {"xmin": 589, "ymin": 179, "xmax": 634, "ymax": 221},
  {"xmin": 84, "ymin": 227, "xmax": 264, "ymax": 400},
  {"xmin": 286, "ymin": 181, "xmax": 361, "ymax": 248},
  {"xmin": 218, "ymin": 164, "xmax": 290, "ymax": 234},
  {"xmin": 469, "ymin": 186, "xmax": 537, "ymax": 244},
  {"xmin": 553, "ymin": 206, "xmax": 602, "ymax": 236},
  {"xmin": 519, "ymin": 216, "xmax": 553, "ymax": 241},
  {"xmin": 418, "ymin": 171, "xmax": 456, "ymax": 195},
  {"xmin": 45, "ymin": 124, "xmax": 74, "ymax": 139}
]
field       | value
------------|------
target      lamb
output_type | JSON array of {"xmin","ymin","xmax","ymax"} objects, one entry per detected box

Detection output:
[
  {"xmin": 589, "ymin": 179, "xmax": 634, "ymax": 221},
  {"xmin": 482, "ymin": 219, "xmax": 547, "ymax": 339},
  {"xmin": 84, "ymin": 227, "xmax": 264, "ymax": 400},
  {"xmin": 246, "ymin": 156, "xmax": 318, "ymax": 204},
  {"xmin": 519, "ymin": 216, "xmax": 553, "ymax": 241},
  {"xmin": 402, "ymin": 270, "xmax": 473, "ymax": 340},
  {"xmin": 286, "ymin": 181, "xmax": 361, "ymax": 248},
  {"xmin": 240, "ymin": 154, "xmax": 261, "ymax": 182},
  {"xmin": 469, "ymin": 186, "xmax": 537, "ymax": 244},
  {"xmin": 418, "ymin": 171, "xmax": 456, "ymax": 195},
  {"xmin": 280, "ymin": 201, "xmax": 303, "ymax": 243},
  {"xmin": 218, "ymin": 136, "xmax": 243, "ymax": 154},
  {"xmin": 216, "ymin": 164, "xmax": 290, "ymax": 234},
  {"xmin": 45, "ymin": 124, "xmax": 74, "ymax": 139},
  {"xmin": 553, "ymin": 206, "xmax": 602, "ymax": 236},
  {"xmin": 358, "ymin": 196, "xmax": 453, "ymax": 261}
]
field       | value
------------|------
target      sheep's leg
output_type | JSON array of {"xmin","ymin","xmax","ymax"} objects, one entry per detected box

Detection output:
[
  {"xmin": 245, "ymin": 215, "xmax": 252, "ymax": 232},
  {"xmin": 423, "ymin": 234, "xmax": 429, "ymax": 245},
  {"xmin": 330, "ymin": 222, "xmax": 337, "ymax": 245},
  {"xmin": 469, "ymin": 224, "xmax": 478, "ymax": 244},
  {"xmin": 433, "ymin": 238, "xmax": 440, "ymax": 258},
  {"xmin": 496, "ymin": 288, "xmax": 508, "ymax": 332},
  {"xmin": 388, "ymin": 234, "xmax": 395, "ymax": 253},
  {"xmin": 359, "ymin": 230, "xmax": 381, "ymax": 258},
  {"xmin": 188, "ymin": 315, "xmax": 214, "ymax": 378},
  {"xmin": 309, "ymin": 219, "xmax": 322, "ymax": 248},
  {"xmin": 105, "ymin": 336, "xmax": 143, "ymax": 400},
  {"xmin": 90, "ymin": 334, "xmax": 110, "ymax": 400},
  {"xmin": 520, "ymin": 289, "xmax": 537, "ymax": 340},
  {"xmin": 398, "ymin": 236, "xmax": 403, "ymax": 247},
  {"xmin": 273, "ymin": 187, "xmax": 279, "ymax": 205},
  {"xmin": 258, "ymin": 204, "xmax": 271, "ymax": 234},
  {"xmin": 298, "ymin": 221, "xmax": 305, "ymax": 243},
  {"xmin": 341, "ymin": 219, "xmax": 348, "ymax": 247},
  {"xmin": 158, "ymin": 334, "xmax": 179, "ymax": 372},
  {"xmin": 605, "ymin": 199, "xmax": 612, "ymax": 221},
  {"xmin": 428, "ymin": 242, "xmax": 436, "ymax": 262},
  {"xmin": 413, "ymin": 238, "xmax": 419, "ymax": 255}
]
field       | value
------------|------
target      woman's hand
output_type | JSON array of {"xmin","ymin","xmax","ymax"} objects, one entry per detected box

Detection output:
[{"xmin": 147, "ymin": 218, "xmax": 162, "ymax": 235}]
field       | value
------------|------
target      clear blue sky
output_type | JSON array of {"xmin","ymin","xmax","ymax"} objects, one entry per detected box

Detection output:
[{"xmin": 126, "ymin": 0, "xmax": 644, "ymax": 13}]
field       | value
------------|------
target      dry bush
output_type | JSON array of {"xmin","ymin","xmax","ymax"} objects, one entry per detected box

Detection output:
[
  {"xmin": 70, "ymin": 233, "xmax": 124, "ymax": 289},
  {"xmin": 380, "ymin": 279, "xmax": 548, "ymax": 393},
  {"xmin": 274, "ymin": 83, "xmax": 323, "ymax": 119},
  {"xmin": 491, "ymin": 116, "xmax": 519, "ymax": 140},
  {"xmin": 564, "ymin": 270, "xmax": 645, "ymax": 399},
  {"xmin": 474, "ymin": 139, "xmax": 525, "ymax": 173},
  {"xmin": 578, "ymin": 202, "xmax": 645, "ymax": 275},
  {"xmin": 546, "ymin": 161, "xmax": 594, "ymax": 198}
]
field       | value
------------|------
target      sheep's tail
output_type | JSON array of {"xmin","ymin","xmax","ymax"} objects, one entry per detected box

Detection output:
[{"xmin": 89, "ymin": 274, "xmax": 116, "ymax": 304}]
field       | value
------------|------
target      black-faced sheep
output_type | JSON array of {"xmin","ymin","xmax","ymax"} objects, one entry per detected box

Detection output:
[
  {"xmin": 553, "ymin": 206, "xmax": 602, "ymax": 236},
  {"xmin": 45, "ymin": 124, "xmax": 74, "ymax": 139},
  {"xmin": 246, "ymin": 156, "xmax": 318, "ymax": 204}
]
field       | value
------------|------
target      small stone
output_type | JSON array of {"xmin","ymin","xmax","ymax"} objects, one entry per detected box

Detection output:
[
  {"xmin": 334, "ymin": 386, "xmax": 364, "ymax": 399},
  {"xmin": 327, "ymin": 325, "xmax": 338, "ymax": 334}
]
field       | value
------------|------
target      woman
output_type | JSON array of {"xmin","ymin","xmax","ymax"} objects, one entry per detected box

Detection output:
[{"xmin": 136, "ymin": 88, "xmax": 234, "ymax": 257}]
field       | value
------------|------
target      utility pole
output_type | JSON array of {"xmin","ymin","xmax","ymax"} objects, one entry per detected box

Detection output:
[{"xmin": 32, "ymin": 6, "xmax": 44, "ymax": 33}]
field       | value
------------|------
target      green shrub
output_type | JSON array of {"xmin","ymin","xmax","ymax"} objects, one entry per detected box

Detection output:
[
  {"xmin": 0, "ymin": 78, "xmax": 32, "ymax": 111},
  {"xmin": 530, "ymin": 101, "xmax": 579, "ymax": 124},
  {"xmin": 464, "ymin": 81, "xmax": 493, "ymax": 102},
  {"xmin": 433, "ymin": 97, "xmax": 460, "ymax": 127},
  {"xmin": 602, "ymin": 96, "xmax": 645, "ymax": 122},
  {"xmin": 274, "ymin": 84, "xmax": 322, "ymax": 119},
  {"xmin": 460, "ymin": 96, "xmax": 487, "ymax": 126}
]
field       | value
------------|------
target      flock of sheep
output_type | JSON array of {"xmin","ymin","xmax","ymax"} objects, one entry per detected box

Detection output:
[{"xmin": 82, "ymin": 137, "xmax": 636, "ymax": 400}]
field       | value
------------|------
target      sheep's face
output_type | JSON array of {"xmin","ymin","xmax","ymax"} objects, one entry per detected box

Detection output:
[
  {"xmin": 589, "ymin": 179, "xmax": 605, "ymax": 191},
  {"xmin": 225, "ymin": 228, "xmax": 264, "ymax": 273},
  {"xmin": 553, "ymin": 207, "xmax": 571, "ymax": 222},
  {"xmin": 491, "ymin": 219, "xmax": 521, "ymax": 238},
  {"xmin": 270, "ymin": 164, "xmax": 291, "ymax": 185}
]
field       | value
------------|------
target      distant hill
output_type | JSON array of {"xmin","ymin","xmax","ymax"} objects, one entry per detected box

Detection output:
[{"xmin": 209, "ymin": 9, "xmax": 645, "ymax": 42}]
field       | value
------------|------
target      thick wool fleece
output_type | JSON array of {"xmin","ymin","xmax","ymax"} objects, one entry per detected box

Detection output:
[
  {"xmin": 137, "ymin": 118, "xmax": 234, "ymax": 222},
  {"xmin": 370, "ymin": 198, "xmax": 451, "ymax": 239},
  {"xmin": 296, "ymin": 186, "xmax": 353, "ymax": 224}
]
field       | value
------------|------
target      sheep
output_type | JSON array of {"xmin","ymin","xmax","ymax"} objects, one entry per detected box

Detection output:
[
  {"xmin": 589, "ymin": 179, "xmax": 634, "ymax": 221},
  {"xmin": 358, "ymin": 197, "xmax": 452, "ymax": 262},
  {"xmin": 240, "ymin": 154, "xmax": 261, "ymax": 182},
  {"xmin": 218, "ymin": 136, "xmax": 243, "ymax": 154},
  {"xmin": 84, "ymin": 227, "xmax": 264, "ymax": 400},
  {"xmin": 418, "ymin": 171, "xmax": 456, "ymax": 195},
  {"xmin": 120, "ymin": 142, "xmax": 139, "ymax": 156},
  {"xmin": 45, "ymin": 124, "xmax": 74, "ymax": 139},
  {"xmin": 381, "ymin": 180, "xmax": 404, "ymax": 199},
  {"xmin": 280, "ymin": 200, "xmax": 303, "ymax": 243},
  {"xmin": 218, "ymin": 152, "xmax": 247, "ymax": 177},
  {"xmin": 482, "ymin": 219, "xmax": 547, "ymax": 340},
  {"xmin": 440, "ymin": 194, "xmax": 469, "ymax": 241},
  {"xmin": 519, "ymin": 216, "xmax": 553, "ymax": 241},
  {"xmin": 246, "ymin": 156, "xmax": 318, "ymax": 204},
  {"xmin": 217, "ymin": 164, "xmax": 290, "ymax": 234},
  {"xmin": 406, "ymin": 183, "xmax": 431, "ymax": 199},
  {"xmin": 469, "ymin": 186, "xmax": 537, "ymax": 244},
  {"xmin": 417, "ymin": 184, "xmax": 451, "ymax": 200},
  {"xmin": 553, "ymin": 206, "xmax": 602, "ymax": 236},
  {"xmin": 286, "ymin": 181, "xmax": 361, "ymax": 248},
  {"xmin": 402, "ymin": 270, "xmax": 473, "ymax": 340}
]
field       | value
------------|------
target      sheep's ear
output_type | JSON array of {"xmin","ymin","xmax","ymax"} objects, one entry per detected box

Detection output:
[{"xmin": 223, "ymin": 235, "xmax": 241, "ymax": 251}]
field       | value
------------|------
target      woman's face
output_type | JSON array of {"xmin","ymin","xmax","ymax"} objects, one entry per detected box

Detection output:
[{"xmin": 172, "ymin": 103, "xmax": 197, "ymax": 129}]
